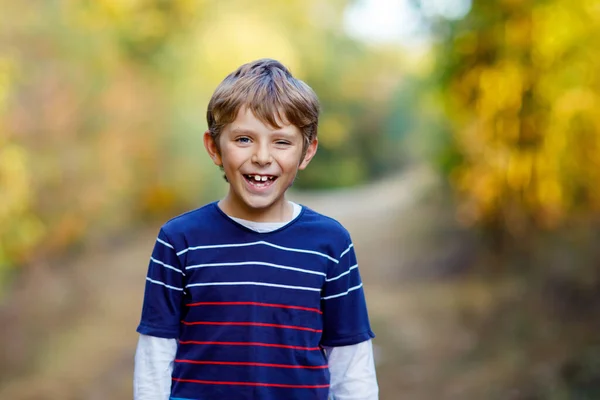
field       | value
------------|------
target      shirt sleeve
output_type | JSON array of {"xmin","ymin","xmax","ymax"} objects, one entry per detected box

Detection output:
[
  {"xmin": 320, "ymin": 237, "xmax": 375, "ymax": 347},
  {"xmin": 324, "ymin": 340, "xmax": 379, "ymax": 400},
  {"xmin": 133, "ymin": 334, "xmax": 178, "ymax": 400},
  {"xmin": 137, "ymin": 228, "xmax": 185, "ymax": 338}
]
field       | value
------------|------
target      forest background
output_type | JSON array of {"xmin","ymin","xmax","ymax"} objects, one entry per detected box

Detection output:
[{"xmin": 1, "ymin": 0, "xmax": 599, "ymax": 399}]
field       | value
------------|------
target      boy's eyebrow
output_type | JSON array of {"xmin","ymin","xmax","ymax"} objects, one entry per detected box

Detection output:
[
  {"xmin": 230, "ymin": 128, "xmax": 256, "ymax": 135},
  {"xmin": 230, "ymin": 127, "xmax": 298, "ymax": 138},
  {"xmin": 271, "ymin": 130, "xmax": 298, "ymax": 138}
]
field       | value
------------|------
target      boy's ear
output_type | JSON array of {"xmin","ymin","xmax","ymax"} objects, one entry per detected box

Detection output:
[
  {"xmin": 299, "ymin": 138, "xmax": 318, "ymax": 170},
  {"xmin": 203, "ymin": 130, "xmax": 222, "ymax": 166}
]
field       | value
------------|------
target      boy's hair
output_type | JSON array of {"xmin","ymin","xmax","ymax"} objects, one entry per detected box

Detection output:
[{"xmin": 206, "ymin": 59, "xmax": 320, "ymax": 156}]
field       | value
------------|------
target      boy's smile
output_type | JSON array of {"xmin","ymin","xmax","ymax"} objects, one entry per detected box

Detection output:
[
  {"xmin": 243, "ymin": 174, "xmax": 276, "ymax": 189},
  {"xmin": 204, "ymin": 107, "xmax": 317, "ymax": 222}
]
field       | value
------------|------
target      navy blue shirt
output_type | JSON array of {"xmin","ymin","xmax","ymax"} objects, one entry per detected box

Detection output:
[{"xmin": 137, "ymin": 202, "xmax": 374, "ymax": 400}]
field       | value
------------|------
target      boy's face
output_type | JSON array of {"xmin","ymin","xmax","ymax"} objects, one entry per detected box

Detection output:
[{"xmin": 204, "ymin": 107, "xmax": 317, "ymax": 222}]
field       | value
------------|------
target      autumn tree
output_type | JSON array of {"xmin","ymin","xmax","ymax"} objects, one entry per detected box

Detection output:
[
  {"xmin": 429, "ymin": 0, "xmax": 600, "ymax": 240},
  {"xmin": 0, "ymin": 0, "xmax": 407, "ymax": 279}
]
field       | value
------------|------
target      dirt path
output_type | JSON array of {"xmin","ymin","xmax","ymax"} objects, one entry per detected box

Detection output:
[{"xmin": 1, "ymin": 166, "xmax": 478, "ymax": 400}]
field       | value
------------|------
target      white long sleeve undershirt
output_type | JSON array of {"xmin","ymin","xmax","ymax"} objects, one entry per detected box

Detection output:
[{"xmin": 133, "ymin": 202, "xmax": 378, "ymax": 400}]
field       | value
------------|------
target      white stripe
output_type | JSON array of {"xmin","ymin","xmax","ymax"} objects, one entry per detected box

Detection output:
[
  {"xmin": 339, "ymin": 243, "xmax": 354, "ymax": 259},
  {"xmin": 186, "ymin": 261, "xmax": 325, "ymax": 276},
  {"xmin": 151, "ymin": 257, "xmax": 185, "ymax": 276},
  {"xmin": 146, "ymin": 277, "xmax": 183, "ymax": 291},
  {"xmin": 176, "ymin": 241, "xmax": 338, "ymax": 263},
  {"xmin": 321, "ymin": 283, "xmax": 363, "ymax": 300},
  {"xmin": 156, "ymin": 238, "xmax": 174, "ymax": 249},
  {"xmin": 325, "ymin": 264, "xmax": 358, "ymax": 282},
  {"xmin": 186, "ymin": 281, "xmax": 321, "ymax": 292}
]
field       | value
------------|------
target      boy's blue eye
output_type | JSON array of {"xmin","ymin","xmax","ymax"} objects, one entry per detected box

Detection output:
[
  {"xmin": 236, "ymin": 137, "xmax": 251, "ymax": 143},
  {"xmin": 276, "ymin": 140, "xmax": 291, "ymax": 145}
]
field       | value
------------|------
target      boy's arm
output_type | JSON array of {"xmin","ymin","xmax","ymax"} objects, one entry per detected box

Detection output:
[
  {"xmin": 135, "ymin": 228, "xmax": 185, "ymax": 398},
  {"xmin": 321, "ymin": 234, "xmax": 378, "ymax": 399},
  {"xmin": 137, "ymin": 228, "xmax": 185, "ymax": 338},
  {"xmin": 324, "ymin": 340, "xmax": 378, "ymax": 400},
  {"xmin": 133, "ymin": 334, "xmax": 177, "ymax": 400}
]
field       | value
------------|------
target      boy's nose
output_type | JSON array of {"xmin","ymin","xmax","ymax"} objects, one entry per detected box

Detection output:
[{"xmin": 252, "ymin": 143, "xmax": 273, "ymax": 166}]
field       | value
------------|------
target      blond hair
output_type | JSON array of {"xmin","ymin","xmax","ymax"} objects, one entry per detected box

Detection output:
[{"xmin": 206, "ymin": 59, "xmax": 320, "ymax": 154}]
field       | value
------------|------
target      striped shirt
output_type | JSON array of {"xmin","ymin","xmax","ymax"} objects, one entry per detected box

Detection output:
[{"xmin": 137, "ymin": 202, "xmax": 374, "ymax": 400}]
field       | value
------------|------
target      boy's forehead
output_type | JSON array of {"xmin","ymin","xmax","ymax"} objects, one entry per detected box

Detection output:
[{"xmin": 228, "ymin": 106, "xmax": 300, "ymax": 134}]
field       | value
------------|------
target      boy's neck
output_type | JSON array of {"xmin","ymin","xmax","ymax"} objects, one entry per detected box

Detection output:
[{"xmin": 218, "ymin": 197, "xmax": 293, "ymax": 223}]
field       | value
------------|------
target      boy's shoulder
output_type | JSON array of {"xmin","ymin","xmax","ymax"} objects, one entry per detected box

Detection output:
[
  {"xmin": 296, "ymin": 205, "xmax": 352, "ymax": 242},
  {"xmin": 157, "ymin": 202, "xmax": 353, "ymax": 247},
  {"xmin": 159, "ymin": 201, "xmax": 219, "ymax": 238}
]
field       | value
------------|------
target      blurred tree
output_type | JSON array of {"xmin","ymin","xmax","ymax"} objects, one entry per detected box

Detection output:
[
  {"xmin": 425, "ymin": 0, "xmax": 600, "ymax": 240},
  {"xmin": 0, "ymin": 56, "xmax": 45, "ymax": 275},
  {"xmin": 421, "ymin": 3, "xmax": 600, "ymax": 394},
  {"xmin": 0, "ymin": 0, "xmax": 410, "ymax": 278}
]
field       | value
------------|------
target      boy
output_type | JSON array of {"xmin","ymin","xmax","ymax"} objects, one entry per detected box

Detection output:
[{"xmin": 134, "ymin": 59, "xmax": 378, "ymax": 400}]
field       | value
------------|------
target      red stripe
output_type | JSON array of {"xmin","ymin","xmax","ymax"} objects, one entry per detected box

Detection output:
[
  {"xmin": 186, "ymin": 301, "xmax": 322, "ymax": 314},
  {"xmin": 181, "ymin": 320, "xmax": 322, "ymax": 333},
  {"xmin": 178, "ymin": 341, "xmax": 320, "ymax": 351},
  {"xmin": 175, "ymin": 359, "xmax": 328, "ymax": 369},
  {"xmin": 172, "ymin": 377, "xmax": 329, "ymax": 389}
]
